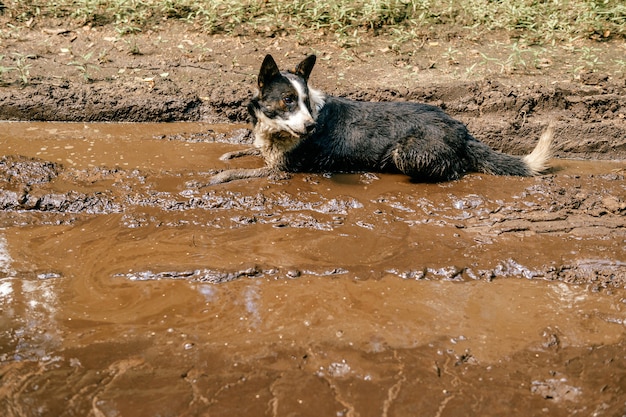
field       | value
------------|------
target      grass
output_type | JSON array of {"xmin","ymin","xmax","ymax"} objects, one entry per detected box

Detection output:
[
  {"xmin": 5, "ymin": 52, "xmax": 34, "ymax": 85},
  {"xmin": 67, "ymin": 51, "xmax": 101, "ymax": 82},
  {"xmin": 1, "ymin": 1, "xmax": 623, "ymax": 83},
  {"xmin": 2, "ymin": 0, "xmax": 625, "ymax": 45}
]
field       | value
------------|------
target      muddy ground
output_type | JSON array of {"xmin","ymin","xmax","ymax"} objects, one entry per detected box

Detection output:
[{"xmin": 0, "ymin": 18, "xmax": 625, "ymax": 417}]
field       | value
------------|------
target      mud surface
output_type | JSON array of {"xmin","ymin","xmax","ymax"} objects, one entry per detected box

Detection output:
[{"xmin": 0, "ymin": 122, "xmax": 625, "ymax": 416}]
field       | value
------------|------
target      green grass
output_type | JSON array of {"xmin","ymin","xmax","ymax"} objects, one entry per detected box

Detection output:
[{"xmin": 3, "ymin": 0, "xmax": 625, "ymax": 44}]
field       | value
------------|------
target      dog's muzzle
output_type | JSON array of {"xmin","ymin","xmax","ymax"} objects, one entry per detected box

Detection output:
[{"xmin": 304, "ymin": 120, "xmax": 316, "ymax": 134}]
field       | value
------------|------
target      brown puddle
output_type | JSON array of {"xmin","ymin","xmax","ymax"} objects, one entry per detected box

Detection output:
[{"xmin": 1, "ymin": 122, "xmax": 625, "ymax": 416}]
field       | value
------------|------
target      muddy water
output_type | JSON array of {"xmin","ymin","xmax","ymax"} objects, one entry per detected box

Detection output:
[{"xmin": 1, "ymin": 122, "xmax": 625, "ymax": 416}]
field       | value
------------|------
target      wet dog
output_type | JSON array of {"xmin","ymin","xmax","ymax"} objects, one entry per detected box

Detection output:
[{"xmin": 209, "ymin": 54, "xmax": 553, "ymax": 184}]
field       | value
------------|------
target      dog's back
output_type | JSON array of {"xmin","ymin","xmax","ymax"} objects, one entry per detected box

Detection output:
[{"xmin": 282, "ymin": 96, "xmax": 474, "ymax": 180}]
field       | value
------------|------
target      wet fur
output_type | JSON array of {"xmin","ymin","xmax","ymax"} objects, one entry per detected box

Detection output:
[{"xmin": 209, "ymin": 54, "xmax": 553, "ymax": 184}]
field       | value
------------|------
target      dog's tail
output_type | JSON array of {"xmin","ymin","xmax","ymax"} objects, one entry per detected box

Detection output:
[
  {"xmin": 522, "ymin": 124, "xmax": 554, "ymax": 175},
  {"xmin": 468, "ymin": 124, "xmax": 554, "ymax": 176}
]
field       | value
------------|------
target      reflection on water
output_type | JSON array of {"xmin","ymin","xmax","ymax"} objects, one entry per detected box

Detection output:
[
  {"xmin": 1, "ymin": 234, "xmax": 61, "ymax": 363},
  {"xmin": 242, "ymin": 282, "xmax": 262, "ymax": 329},
  {"xmin": 0, "ymin": 233, "xmax": 13, "ymax": 277}
]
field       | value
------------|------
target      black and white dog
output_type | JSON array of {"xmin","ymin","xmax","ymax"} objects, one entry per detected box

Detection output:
[{"xmin": 209, "ymin": 54, "xmax": 552, "ymax": 184}]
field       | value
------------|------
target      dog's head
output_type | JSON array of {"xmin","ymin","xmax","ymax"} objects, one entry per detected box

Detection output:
[{"xmin": 248, "ymin": 54, "xmax": 324, "ymax": 138}]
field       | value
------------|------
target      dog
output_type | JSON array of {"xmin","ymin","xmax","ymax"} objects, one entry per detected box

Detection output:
[{"xmin": 208, "ymin": 54, "xmax": 553, "ymax": 184}]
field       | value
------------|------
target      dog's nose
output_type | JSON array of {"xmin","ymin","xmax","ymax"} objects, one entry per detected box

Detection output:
[{"xmin": 305, "ymin": 120, "xmax": 316, "ymax": 133}]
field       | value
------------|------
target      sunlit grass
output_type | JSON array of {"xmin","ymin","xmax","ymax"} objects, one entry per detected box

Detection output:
[{"xmin": 3, "ymin": 0, "xmax": 625, "ymax": 43}]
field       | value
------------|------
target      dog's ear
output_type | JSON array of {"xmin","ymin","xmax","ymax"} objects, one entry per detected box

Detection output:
[
  {"xmin": 258, "ymin": 54, "xmax": 280, "ymax": 90},
  {"xmin": 294, "ymin": 55, "xmax": 316, "ymax": 81}
]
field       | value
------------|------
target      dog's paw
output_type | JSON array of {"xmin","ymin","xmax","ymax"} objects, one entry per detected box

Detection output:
[
  {"xmin": 219, "ymin": 148, "xmax": 261, "ymax": 161},
  {"xmin": 268, "ymin": 171, "xmax": 292, "ymax": 181},
  {"xmin": 203, "ymin": 167, "xmax": 276, "ymax": 186},
  {"xmin": 218, "ymin": 152, "xmax": 238, "ymax": 161},
  {"xmin": 205, "ymin": 171, "xmax": 233, "ymax": 185}
]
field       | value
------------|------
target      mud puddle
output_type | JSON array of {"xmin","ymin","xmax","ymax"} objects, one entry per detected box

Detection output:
[{"xmin": 1, "ymin": 122, "xmax": 625, "ymax": 416}]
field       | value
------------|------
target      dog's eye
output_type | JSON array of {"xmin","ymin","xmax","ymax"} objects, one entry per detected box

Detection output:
[{"xmin": 282, "ymin": 96, "xmax": 295, "ymax": 105}]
